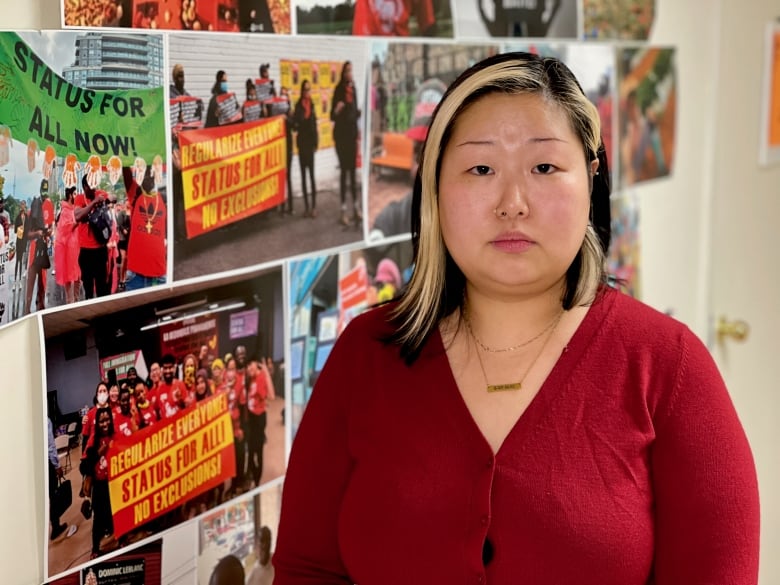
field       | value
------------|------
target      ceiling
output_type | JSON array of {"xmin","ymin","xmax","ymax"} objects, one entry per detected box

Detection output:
[{"xmin": 41, "ymin": 265, "xmax": 279, "ymax": 339}]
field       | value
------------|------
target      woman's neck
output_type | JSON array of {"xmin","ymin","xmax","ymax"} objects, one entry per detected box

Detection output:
[{"xmin": 458, "ymin": 285, "xmax": 566, "ymax": 350}]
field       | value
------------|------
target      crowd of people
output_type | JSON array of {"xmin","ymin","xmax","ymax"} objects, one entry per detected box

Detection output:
[
  {"xmin": 6, "ymin": 159, "xmax": 167, "ymax": 316},
  {"xmin": 172, "ymin": 60, "xmax": 362, "ymax": 232},
  {"xmin": 76, "ymin": 344, "xmax": 276, "ymax": 559}
]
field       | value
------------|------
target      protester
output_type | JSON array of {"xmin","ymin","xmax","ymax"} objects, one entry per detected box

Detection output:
[
  {"xmin": 121, "ymin": 164, "xmax": 167, "ymax": 290},
  {"xmin": 205, "ymin": 70, "xmax": 230, "ymax": 128},
  {"xmin": 75, "ymin": 175, "xmax": 111, "ymax": 300},
  {"xmin": 48, "ymin": 417, "xmax": 77, "ymax": 541},
  {"xmin": 273, "ymin": 52, "xmax": 760, "ymax": 584},
  {"xmin": 23, "ymin": 189, "xmax": 50, "ymax": 314},
  {"xmin": 331, "ymin": 61, "xmax": 361, "ymax": 226},
  {"xmin": 245, "ymin": 357, "xmax": 275, "ymax": 487},
  {"xmin": 13, "ymin": 201, "xmax": 27, "ymax": 290},
  {"xmin": 80, "ymin": 407, "xmax": 115, "ymax": 560},
  {"xmin": 293, "ymin": 79, "xmax": 319, "ymax": 218},
  {"xmin": 54, "ymin": 186, "xmax": 81, "ymax": 304}
]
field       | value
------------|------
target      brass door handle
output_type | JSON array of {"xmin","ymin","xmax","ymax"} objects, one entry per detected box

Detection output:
[{"xmin": 716, "ymin": 316, "xmax": 750, "ymax": 344}]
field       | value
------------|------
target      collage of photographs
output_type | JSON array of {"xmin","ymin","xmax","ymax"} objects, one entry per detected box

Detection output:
[{"xmin": 0, "ymin": 0, "xmax": 672, "ymax": 583}]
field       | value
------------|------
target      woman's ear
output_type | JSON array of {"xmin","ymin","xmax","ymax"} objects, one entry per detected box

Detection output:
[{"xmin": 590, "ymin": 158, "xmax": 599, "ymax": 177}]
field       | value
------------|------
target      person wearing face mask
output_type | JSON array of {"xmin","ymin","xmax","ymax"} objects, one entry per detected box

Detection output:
[
  {"xmin": 157, "ymin": 353, "xmax": 188, "ymax": 420},
  {"xmin": 81, "ymin": 382, "xmax": 110, "ymax": 451},
  {"xmin": 121, "ymin": 164, "xmax": 167, "ymax": 291},
  {"xmin": 211, "ymin": 358, "xmax": 226, "ymax": 390},
  {"xmin": 206, "ymin": 70, "xmax": 232, "ymax": 128}
]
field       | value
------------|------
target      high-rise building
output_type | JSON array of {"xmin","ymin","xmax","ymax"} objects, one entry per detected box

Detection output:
[{"xmin": 63, "ymin": 32, "xmax": 163, "ymax": 90}]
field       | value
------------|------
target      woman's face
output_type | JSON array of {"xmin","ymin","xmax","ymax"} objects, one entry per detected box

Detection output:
[
  {"xmin": 96, "ymin": 384, "xmax": 109, "ymax": 405},
  {"xmin": 343, "ymin": 63, "xmax": 352, "ymax": 83},
  {"xmin": 97, "ymin": 411, "xmax": 110, "ymax": 435},
  {"xmin": 196, "ymin": 376, "xmax": 208, "ymax": 395},
  {"xmin": 438, "ymin": 92, "xmax": 596, "ymax": 300},
  {"xmin": 109, "ymin": 384, "xmax": 119, "ymax": 403},
  {"xmin": 302, "ymin": 81, "xmax": 310, "ymax": 94}
]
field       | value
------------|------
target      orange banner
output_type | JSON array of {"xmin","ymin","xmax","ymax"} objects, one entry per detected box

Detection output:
[
  {"xmin": 179, "ymin": 117, "xmax": 287, "ymax": 238},
  {"xmin": 770, "ymin": 31, "xmax": 780, "ymax": 147},
  {"xmin": 107, "ymin": 393, "xmax": 235, "ymax": 537}
]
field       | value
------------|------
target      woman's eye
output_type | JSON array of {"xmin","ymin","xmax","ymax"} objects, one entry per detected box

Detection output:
[
  {"xmin": 468, "ymin": 165, "xmax": 493, "ymax": 175},
  {"xmin": 534, "ymin": 163, "xmax": 556, "ymax": 174}
]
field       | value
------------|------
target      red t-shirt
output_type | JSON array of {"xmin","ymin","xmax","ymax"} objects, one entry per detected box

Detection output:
[
  {"xmin": 86, "ymin": 434, "xmax": 112, "ymax": 481},
  {"xmin": 81, "ymin": 406, "xmax": 98, "ymax": 446},
  {"xmin": 156, "ymin": 379, "xmax": 187, "ymax": 420},
  {"xmin": 74, "ymin": 193, "xmax": 103, "ymax": 249},
  {"xmin": 114, "ymin": 410, "xmax": 138, "ymax": 437},
  {"xmin": 247, "ymin": 370, "xmax": 270, "ymax": 415},
  {"xmin": 223, "ymin": 379, "xmax": 246, "ymax": 439},
  {"xmin": 126, "ymin": 176, "xmax": 166, "ymax": 277},
  {"xmin": 137, "ymin": 403, "xmax": 158, "ymax": 428},
  {"xmin": 42, "ymin": 198, "xmax": 54, "ymax": 229}
]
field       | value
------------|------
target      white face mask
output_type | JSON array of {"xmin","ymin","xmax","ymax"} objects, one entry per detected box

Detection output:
[{"xmin": 97, "ymin": 392, "xmax": 108, "ymax": 405}]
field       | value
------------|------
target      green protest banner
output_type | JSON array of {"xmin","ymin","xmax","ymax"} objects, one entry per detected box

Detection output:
[{"xmin": 0, "ymin": 32, "xmax": 165, "ymax": 165}]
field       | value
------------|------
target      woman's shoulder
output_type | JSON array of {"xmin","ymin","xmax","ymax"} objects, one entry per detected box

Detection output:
[{"xmin": 597, "ymin": 286, "xmax": 704, "ymax": 359}]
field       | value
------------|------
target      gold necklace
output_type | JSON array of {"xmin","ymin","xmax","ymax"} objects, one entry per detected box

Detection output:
[
  {"xmin": 142, "ymin": 191, "xmax": 159, "ymax": 234},
  {"xmin": 470, "ymin": 311, "xmax": 564, "ymax": 393},
  {"xmin": 464, "ymin": 306, "xmax": 563, "ymax": 353}
]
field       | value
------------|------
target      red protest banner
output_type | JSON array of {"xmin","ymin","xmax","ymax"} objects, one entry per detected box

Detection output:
[
  {"xmin": 179, "ymin": 117, "xmax": 287, "ymax": 238},
  {"xmin": 107, "ymin": 393, "xmax": 235, "ymax": 537},
  {"xmin": 159, "ymin": 314, "xmax": 218, "ymax": 362}
]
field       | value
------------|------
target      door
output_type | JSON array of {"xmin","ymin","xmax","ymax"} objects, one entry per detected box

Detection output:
[{"xmin": 708, "ymin": 1, "xmax": 780, "ymax": 583}]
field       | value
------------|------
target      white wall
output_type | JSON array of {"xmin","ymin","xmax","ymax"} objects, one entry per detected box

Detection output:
[{"xmin": 0, "ymin": 0, "xmax": 773, "ymax": 583}]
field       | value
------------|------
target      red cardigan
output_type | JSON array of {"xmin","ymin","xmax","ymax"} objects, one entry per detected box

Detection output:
[{"xmin": 274, "ymin": 288, "xmax": 759, "ymax": 584}]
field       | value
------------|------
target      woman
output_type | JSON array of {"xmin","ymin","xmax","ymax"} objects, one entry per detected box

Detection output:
[
  {"xmin": 293, "ymin": 79, "xmax": 319, "ymax": 218},
  {"xmin": 79, "ymin": 407, "xmax": 114, "ymax": 560},
  {"xmin": 24, "ymin": 195, "xmax": 49, "ymax": 314},
  {"xmin": 205, "ymin": 70, "xmax": 229, "ymax": 128},
  {"xmin": 13, "ymin": 202, "xmax": 27, "ymax": 289},
  {"xmin": 54, "ymin": 186, "xmax": 81, "ymax": 304},
  {"xmin": 80, "ymin": 382, "xmax": 109, "ymax": 452},
  {"xmin": 273, "ymin": 53, "xmax": 760, "ymax": 584},
  {"xmin": 330, "ymin": 61, "xmax": 360, "ymax": 226},
  {"xmin": 245, "ymin": 358, "xmax": 275, "ymax": 488},
  {"xmin": 242, "ymin": 79, "xmax": 262, "ymax": 122}
]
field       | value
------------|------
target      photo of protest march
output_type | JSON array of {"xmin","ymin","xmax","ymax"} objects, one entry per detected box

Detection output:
[
  {"xmin": 42, "ymin": 266, "xmax": 286, "ymax": 580},
  {"xmin": 453, "ymin": 0, "xmax": 576, "ymax": 39},
  {"xmin": 197, "ymin": 485, "xmax": 281, "ymax": 584},
  {"xmin": 0, "ymin": 31, "xmax": 168, "ymax": 328},
  {"xmin": 169, "ymin": 34, "xmax": 369, "ymax": 281},
  {"xmin": 366, "ymin": 42, "xmax": 498, "ymax": 244},
  {"xmin": 62, "ymin": 0, "xmax": 291, "ymax": 34},
  {"xmin": 288, "ymin": 238, "xmax": 412, "ymax": 436}
]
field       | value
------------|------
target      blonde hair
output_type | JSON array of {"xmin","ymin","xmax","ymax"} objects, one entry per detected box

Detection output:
[{"xmin": 389, "ymin": 53, "xmax": 611, "ymax": 361}]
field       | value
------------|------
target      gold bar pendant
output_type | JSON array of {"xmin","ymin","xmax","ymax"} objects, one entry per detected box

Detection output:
[{"xmin": 486, "ymin": 382, "xmax": 522, "ymax": 392}]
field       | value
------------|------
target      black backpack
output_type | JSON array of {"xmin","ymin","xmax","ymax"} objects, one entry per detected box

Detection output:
[{"xmin": 88, "ymin": 202, "xmax": 112, "ymax": 245}]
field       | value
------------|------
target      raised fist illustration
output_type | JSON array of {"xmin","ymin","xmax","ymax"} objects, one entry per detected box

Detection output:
[
  {"xmin": 133, "ymin": 157, "xmax": 147, "ymax": 185},
  {"xmin": 26, "ymin": 139, "xmax": 38, "ymax": 172},
  {"xmin": 107, "ymin": 155, "xmax": 122, "ymax": 185},
  {"xmin": 152, "ymin": 154, "xmax": 164, "ymax": 187},
  {"xmin": 85, "ymin": 155, "xmax": 103, "ymax": 188},
  {"xmin": 62, "ymin": 153, "xmax": 81, "ymax": 189},
  {"xmin": 0, "ymin": 126, "xmax": 12, "ymax": 167},
  {"xmin": 43, "ymin": 146, "xmax": 57, "ymax": 180}
]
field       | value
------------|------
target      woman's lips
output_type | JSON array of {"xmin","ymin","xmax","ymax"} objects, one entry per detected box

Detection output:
[{"xmin": 490, "ymin": 232, "xmax": 535, "ymax": 252}]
